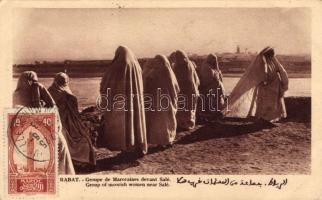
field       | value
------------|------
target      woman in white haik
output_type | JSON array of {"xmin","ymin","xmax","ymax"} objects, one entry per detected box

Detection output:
[
  {"xmin": 13, "ymin": 71, "xmax": 55, "ymax": 108},
  {"xmin": 48, "ymin": 72, "xmax": 96, "ymax": 166},
  {"xmin": 197, "ymin": 54, "xmax": 226, "ymax": 120},
  {"xmin": 99, "ymin": 46, "xmax": 148, "ymax": 156},
  {"xmin": 13, "ymin": 71, "xmax": 75, "ymax": 175},
  {"xmin": 172, "ymin": 50, "xmax": 200, "ymax": 130},
  {"xmin": 142, "ymin": 55, "xmax": 180, "ymax": 148},
  {"xmin": 225, "ymin": 47, "xmax": 289, "ymax": 122},
  {"xmin": 168, "ymin": 51, "xmax": 177, "ymax": 70}
]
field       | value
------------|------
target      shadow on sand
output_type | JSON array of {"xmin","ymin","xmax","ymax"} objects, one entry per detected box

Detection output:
[
  {"xmin": 75, "ymin": 96, "xmax": 310, "ymax": 174},
  {"xmin": 75, "ymin": 117, "xmax": 277, "ymax": 174},
  {"xmin": 175, "ymin": 118, "xmax": 276, "ymax": 145},
  {"xmin": 75, "ymin": 152, "xmax": 142, "ymax": 174}
]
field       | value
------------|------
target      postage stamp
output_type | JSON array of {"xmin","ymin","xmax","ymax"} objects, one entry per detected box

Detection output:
[{"xmin": 4, "ymin": 107, "xmax": 58, "ymax": 196}]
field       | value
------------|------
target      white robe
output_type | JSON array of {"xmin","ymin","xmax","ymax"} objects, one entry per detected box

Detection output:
[
  {"xmin": 173, "ymin": 50, "xmax": 200, "ymax": 129},
  {"xmin": 49, "ymin": 72, "xmax": 95, "ymax": 165},
  {"xmin": 225, "ymin": 47, "xmax": 288, "ymax": 121},
  {"xmin": 143, "ymin": 55, "xmax": 180, "ymax": 145},
  {"xmin": 58, "ymin": 126, "xmax": 76, "ymax": 175},
  {"xmin": 100, "ymin": 46, "xmax": 148, "ymax": 153},
  {"xmin": 198, "ymin": 54, "xmax": 225, "ymax": 113},
  {"xmin": 13, "ymin": 71, "xmax": 75, "ymax": 174}
]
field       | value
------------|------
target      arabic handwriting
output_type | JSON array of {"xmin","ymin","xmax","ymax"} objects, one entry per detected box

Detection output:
[
  {"xmin": 267, "ymin": 178, "xmax": 288, "ymax": 190},
  {"xmin": 177, "ymin": 177, "xmax": 288, "ymax": 190}
]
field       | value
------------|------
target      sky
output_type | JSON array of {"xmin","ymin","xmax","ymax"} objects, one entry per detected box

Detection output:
[{"xmin": 13, "ymin": 8, "xmax": 311, "ymax": 64}]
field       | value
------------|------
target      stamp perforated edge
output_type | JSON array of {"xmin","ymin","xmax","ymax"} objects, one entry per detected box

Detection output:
[{"xmin": 2, "ymin": 107, "xmax": 60, "ymax": 199}]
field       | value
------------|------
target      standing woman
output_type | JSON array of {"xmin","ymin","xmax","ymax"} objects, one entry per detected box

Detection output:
[
  {"xmin": 48, "ymin": 72, "xmax": 96, "ymax": 166},
  {"xmin": 173, "ymin": 50, "xmax": 200, "ymax": 130},
  {"xmin": 142, "ymin": 55, "xmax": 180, "ymax": 147},
  {"xmin": 13, "ymin": 71, "xmax": 75, "ymax": 174},
  {"xmin": 225, "ymin": 47, "xmax": 288, "ymax": 122},
  {"xmin": 99, "ymin": 46, "xmax": 148, "ymax": 156},
  {"xmin": 168, "ymin": 51, "xmax": 177, "ymax": 70},
  {"xmin": 198, "ymin": 54, "xmax": 225, "ymax": 119}
]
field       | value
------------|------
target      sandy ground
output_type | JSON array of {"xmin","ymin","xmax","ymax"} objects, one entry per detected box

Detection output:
[{"xmin": 78, "ymin": 97, "xmax": 311, "ymax": 175}]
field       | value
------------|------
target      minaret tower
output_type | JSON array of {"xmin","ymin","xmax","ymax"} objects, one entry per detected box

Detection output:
[{"xmin": 26, "ymin": 131, "xmax": 35, "ymax": 172}]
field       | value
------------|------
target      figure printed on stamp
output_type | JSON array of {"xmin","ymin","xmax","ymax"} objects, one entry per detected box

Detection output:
[{"xmin": 7, "ymin": 110, "xmax": 57, "ymax": 194}]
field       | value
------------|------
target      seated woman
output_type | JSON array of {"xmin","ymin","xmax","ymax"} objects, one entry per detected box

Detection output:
[
  {"xmin": 13, "ymin": 71, "xmax": 55, "ymax": 107},
  {"xmin": 172, "ymin": 50, "xmax": 200, "ymax": 130},
  {"xmin": 13, "ymin": 71, "xmax": 75, "ymax": 175},
  {"xmin": 48, "ymin": 72, "xmax": 96, "ymax": 166},
  {"xmin": 143, "ymin": 55, "xmax": 180, "ymax": 147},
  {"xmin": 224, "ymin": 47, "xmax": 288, "ymax": 122},
  {"xmin": 198, "ymin": 54, "xmax": 225, "ymax": 120}
]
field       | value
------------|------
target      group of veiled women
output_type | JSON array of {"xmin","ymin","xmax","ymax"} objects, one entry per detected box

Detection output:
[{"xmin": 13, "ymin": 45, "xmax": 289, "ymax": 174}]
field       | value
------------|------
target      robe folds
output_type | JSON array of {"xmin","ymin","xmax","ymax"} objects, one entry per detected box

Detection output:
[
  {"xmin": 172, "ymin": 50, "xmax": 200, "ymax": 130},
  {"xmin": 142, "ymin": 55, "xmax": 180, "ymax": 145},
  {"xmin": 13, "ymin": 71, "xmax": 55, "ymax": 108},
  {"xmin": 13, "ymin": 71, "xmax": 75, "ymax": 174},
  {"xmin": 224, "ymin": 47, "xmax": 289, "ymax": 121},
  {"xmin": 58, "ymin": 129, "xmax": 76, "ymax": 175},
  {"xmin": 198, "ymin": 54, "xmax": 225, "ymax": 115},
  {"xmin": 100, "ymin": 46, "xmax": 148, "ymax": 154},
  {"xmin": 48, "ymin": 72, "xmax": 96, "ymax": 165},
  {"xmin": 168, "ymin": 52, "xmax": 177, "ymax": 70}
]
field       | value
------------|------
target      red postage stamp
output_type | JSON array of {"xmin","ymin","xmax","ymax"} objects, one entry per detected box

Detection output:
[{"xmin": 5, "ymin": 108, "xmax": 57, "ymax": 196}]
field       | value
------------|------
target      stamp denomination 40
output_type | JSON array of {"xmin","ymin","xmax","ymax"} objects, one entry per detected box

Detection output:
[{"xmin": 5, "ymin": 109, "xmax": 57, "ymax": 195}]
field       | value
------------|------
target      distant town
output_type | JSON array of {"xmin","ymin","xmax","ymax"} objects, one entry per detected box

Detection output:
[{"xmin": 13, "ymin": 47, "xmax": 311, "ymax": 78}]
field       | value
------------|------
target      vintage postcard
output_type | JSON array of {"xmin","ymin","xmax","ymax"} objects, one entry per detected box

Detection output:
[{"xmin": 0, "ymin": 0, "xmax": 321, "ymax": 199}]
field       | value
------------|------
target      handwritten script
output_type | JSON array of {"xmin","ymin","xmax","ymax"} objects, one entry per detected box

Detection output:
[{"xmin": 177, "ymin": 177, "xmax": 287, "ymax": 190}]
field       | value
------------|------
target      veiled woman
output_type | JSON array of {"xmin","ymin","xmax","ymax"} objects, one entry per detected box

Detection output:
[
  {"xmin": 225, "ymin": 47, "xmax": 288, "ymax": 122},
  {"xmin": 13, "ymin": 71, "xmax": 75, "ymax": 174},
  {"xmin": 173, "ymin": 50, "xmax": 200, "ymax": 130},
  {"xmin": 13, "ymin": 71, "xmax": 55, "ymax": 108},
  {"xmin": 142, "ymin": 55, "xmax": 180, "ymax": 147},
  {"xmin": 168, "ymin": 51, "xmax": 177, "ymax": 70},
  {"xmin": 48, "ymin": 72, "xmax": 96, "ymax": 166},
  {"xmin": 198, "ymin": 54, "xmax": 225, "ymax": 119},
  {"xmin": 99, "ymin": 46, "xmax": 148, "ymax": 156}
]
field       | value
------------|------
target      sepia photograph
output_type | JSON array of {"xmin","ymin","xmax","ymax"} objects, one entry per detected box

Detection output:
[{"xmin": 11, "ymin": 7, "xmax": 311, "ymax": 176}]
